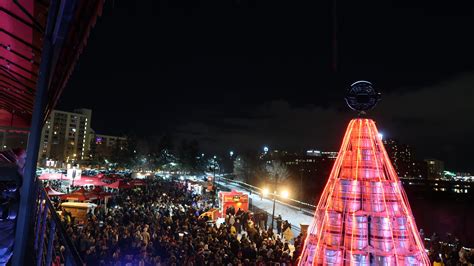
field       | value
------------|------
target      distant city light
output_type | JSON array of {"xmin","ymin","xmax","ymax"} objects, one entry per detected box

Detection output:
[
  {"xmin": 263, "ymin": 146, "xmax": 269, "ymax": 153},
  {"xmin": 378, "ymin": 133, "xmax": 383, "ymax": 140},
  {"xmin": 307, "ymin": 150, "xmax": 321, "ymax": 156},
  {"xmin": 229, "ymin": 151, "xmax": 234, "ymax": 157}
]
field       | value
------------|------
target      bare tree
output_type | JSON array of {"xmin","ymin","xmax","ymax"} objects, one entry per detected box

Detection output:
[
  {"xmin": 265, "ymin": 160, "xmax": 290, "ymax": 184},
  {"xmin": 233, "ymin": 150, "xmax": 265, "ymax": 184},
  {"xmin": 265, "ymin": 160, "xmax": 291, "ymax": 229},
  {"xmin": 233, "ymin": 156, "xmax": 250, "ymax": 182}
]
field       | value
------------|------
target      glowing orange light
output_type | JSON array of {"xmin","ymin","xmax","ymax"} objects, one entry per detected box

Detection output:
[{"xmin": 298, "ymin": 119, "xmax": 430, "ymax": 265}]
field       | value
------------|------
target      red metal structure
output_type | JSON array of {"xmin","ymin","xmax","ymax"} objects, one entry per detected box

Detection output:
[
  {"xmin": 299, "ymin": 118, "xmax": 430, "ymax": 265},
  {"xmin": 0, "ymin": 0, "xmax": 103, "ymax": 127},
  {"xmin": 1, "ymin": 1, "xmax": 104, "ymax": 265}
]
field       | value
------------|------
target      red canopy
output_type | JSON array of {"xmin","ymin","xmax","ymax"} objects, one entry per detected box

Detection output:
[
  {"xmin": 60, "ymin": 187, "xmax": 97, "ymax": 201},
  {"xmin": 129, "ymin": 179, "xmax": 147, "ymax": 186},
  {"xmin": 100, "ymin": 174, "xmax": 122, "ymax": 183},
  {"xmin": 73, "ymin": 177, "xmax": 107, "ymax": 187},
  {"xmin": 90, "ymin": 187, "xmax": 114, "ymax": 199},
  {"xmin": 94, "ymin": 173, "xmax": 105, "ymax": 179},
  {"xmin": 39, "ymin": 173, "xmax": 68, "ymax": 180},
  {"xmin": 105, "ymin": 180, "xmax": 131, "ymax": 189},
  {"xmin": 107, "ymin": 174, "xmax": 122, "ymax": 179},
  {"xmin": 45, "ymin": 187, "xmax": 64, "ymax": 196}
]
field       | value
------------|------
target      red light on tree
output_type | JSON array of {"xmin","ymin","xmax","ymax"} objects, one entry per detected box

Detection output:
[{"xmin": 298, "ymin": 119, "xmax": 430, "ymax": 265}]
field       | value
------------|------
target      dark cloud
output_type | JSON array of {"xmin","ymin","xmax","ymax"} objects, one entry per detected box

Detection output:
[
  {"xmin": 57, "ymin": 1, "xmax": 474, "ymax": 172},
  {"xmin": 178, "ymin": 72, "xmax": 474, "ymax": 171}
]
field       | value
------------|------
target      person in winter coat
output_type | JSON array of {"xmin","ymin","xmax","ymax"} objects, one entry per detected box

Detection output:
[
  {"xmin": 276, "ymin": 215, "xmax": 283, "ymax": 235},
  {"xmin": 282, "ymin": 226, "xmax": 294, "ymax": 243}
]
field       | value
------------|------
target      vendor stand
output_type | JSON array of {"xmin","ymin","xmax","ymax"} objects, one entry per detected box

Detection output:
[
  {"xmin": 218, "ymin": 190, "xmax": 249, "ymax": 217},
  {"xmin": 60, "ymin": 202, "xmax": 97, "ymax": 223}
]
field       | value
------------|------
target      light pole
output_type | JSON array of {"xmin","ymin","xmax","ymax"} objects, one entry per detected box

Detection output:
[
  {"xmin": 300, "ymin": 167, "xmax": 304, "ymax": 203},
  {"xmin": 209, "ymin": 158, "xmax": 219, "ymax": 206},
  {"xmin": 213, "ymin": 165, "xmax": 216, "ymax": 199},
  {"xmin": 270, "ymin": 173, "xmax": 278, "ymax": 230}
]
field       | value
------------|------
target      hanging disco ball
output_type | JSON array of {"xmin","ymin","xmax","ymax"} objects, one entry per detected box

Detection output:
[{"xmin": 345, "ymin": 80, "xmax": 381, "ymax": 112}]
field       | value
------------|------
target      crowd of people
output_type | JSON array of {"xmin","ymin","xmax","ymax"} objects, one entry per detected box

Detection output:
[
  {"xmin": 425, "ymin": 231, "xmax": 474, "ymax": 265},
  {"xmin": 58, "ymin": 179, "xmax": 304, "ymax": 265},
  {"xmin": 50, "ymin": 177, "xmax": 474, "ymax": 266},
  {"xmin": 2, "ymin": 145, "xmax": 473, "ymax": 266}
]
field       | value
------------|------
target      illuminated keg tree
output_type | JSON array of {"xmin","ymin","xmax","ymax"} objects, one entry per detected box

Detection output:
[{"xmin": 298, "ymin": 81, "xmax": 430, "ymax": 265}]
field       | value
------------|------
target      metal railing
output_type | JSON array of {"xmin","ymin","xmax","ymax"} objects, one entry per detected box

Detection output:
[{"xmin": 33, "ymin": 183, "xmax": 83, "ymax": 266}]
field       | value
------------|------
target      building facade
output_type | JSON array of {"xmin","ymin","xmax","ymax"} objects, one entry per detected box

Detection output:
[
  {"xmin": 425, "ymin": 158, "xmax": 445, "ymax": 179},
  {"xmin": 383, "ymin": 138, "xmax": 414, "ymax": 177},
  {"xmin": 39, "ymin": 109, "xmax": 92, "ymax": 167},
  {"xmin": 280, "ymin": 151, "xmax": 336, "ymax": 202},
  {"xmin": 90, "ymin": 133, "xmax": 128, "ymax": 162}
]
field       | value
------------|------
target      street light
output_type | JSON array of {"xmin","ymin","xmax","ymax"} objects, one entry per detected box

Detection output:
[
  {"xmin": 209, "ymin": 161, "xmax": 219, "ymax": 206},
  {"xmin": 270, "ymin": 174, "xmax": 278, "ymax": 231},
  {"xmin": 281, "ymin": 190, "xmax": 289, "ymax": 199}
]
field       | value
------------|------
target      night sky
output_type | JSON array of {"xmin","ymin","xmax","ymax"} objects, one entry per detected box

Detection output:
[{"xmin": 58, "ymin": 0, "xmax": 474, "ymax": 171}]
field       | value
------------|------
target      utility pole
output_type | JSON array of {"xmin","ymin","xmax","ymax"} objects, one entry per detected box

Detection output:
[
  {"xmin": 270, "ymin": 173, "xmax": 278, "ymax": 230},
  {"xmin": 213, "ymin": 165, "xmax": 217, "ymax": 204},
  {"xmin": 210, "ymin": 162, "xmax": 218, "ymax": 207},
  {"xmin": 300, "ymin": 168, "xmax": 304, "ymax": 209}
]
